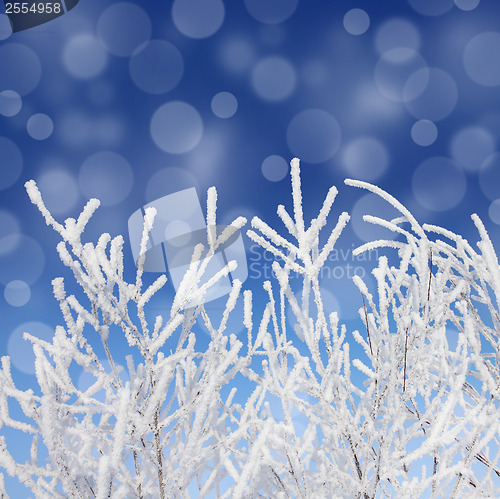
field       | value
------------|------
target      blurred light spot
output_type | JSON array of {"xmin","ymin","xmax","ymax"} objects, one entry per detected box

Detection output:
[
  {"xmin": 464, "ymin": 32, "xmax": 500, "ymax": 87},
  {"xmin": 411, "ymin": 119, "xmax": 438, "ymax": 146},
  {"xmin": 408, "ymin": 0, "xmax": 454, "ymax": 16},
  {"xmin": 145, "ymin": 167, "xmax": 199, "ymax": 203},
  {"xmin": 0, "ymin": 90, "xmax": 22, "ymax": 117},
  {"xmin": 450, "ymin": 126, "xmax": 494, "ymax": 172},
  {"xmin": 98, "ymin": 2, "xmax": 151, "ymax": 56},
  {"xmin": 244, "ymin": 0, "xmax": 298, "ymax": 24},
  {"xmin": 341, "ymin": 137, "xmax": 389, "ymax": 181},
  {"xmin": 218, "ymin": 37, "xmax": 255, "ymax": 73},
  {"xmin": 0, "ymin": 43, "xmax": 41, "ymax": 95},
  {"xmin": 4, "ymin": 280, "xmax": 30, "ymax": 307},
  {"xmin": 0, "ymin": 235, "xmax": 45, "ymax": 285},
  {"xmin": 286, "ymin": 109, "xmax": 342, "ymax": 164},
  {"xmin": 251, "ymin": 56, "xmax": 296, "ymax": 101},
  {"xmin": 150, "ymin": 101, "xmax": 203, "ymax": 154},
  {"xmin": 211, "ymin": 91, "xmax": 238, "ymax": 118},
  {"xmin": 63, "ymin": 35, "xmax": 108, "ymax": 79},
  {"xmin": 374, "ymin": 48, "xmax": 427, "ymax": 102},
  {"xmin": 130, "ymin": 40, "xmax": 184, "ymax": 95},
  {"xmin": 479, "ymin": 153, "xmax": 500, "ymax": 201},
  {"xmin": 489, "ymin": 199, "xmax": 500, "ymax": 225},
  {"xmin": 0, "ymin": 137, "xmax": 23, "ymax": 190},
  {"xmin": 8, "ymin": 322, "xmax": 54, "ymax": 375},
  {"xmin": 261, "ymin": 155, "xmax": 288, "ymax": 182},
  {"xmin": 343, "ymin": 8, "xmax": 370, "ymax": 36},
  {"xmin": 27, "ymin": 114, "xmax": 53, "ymax": 141},
  {"xmin": 0, "ymin": 210, "xmax": 21, "ymax": 256},
  {"xmin": 375, "ymin": 18, "xmax": 420, "ymax": 55},
  {"xmin": 172, "ymin": 0, "xmax": 224, "ymax": 39},
  {"xmin": 0, "ymin": 14, "xmax": 12, "ymax": 40},
  {"xmin": 455, "ymin": 0, "xmax": 480, "ymax": 11},
  {"xmin": 404, "ymin": 67, "xmax": 458, "ymax": 121},
  {"xmin": 165, "ymin": 220, "xmax": 192, "ymax": 247},
  {"xmin": 79, "ymin": 151, "xmax": 134, "ymax": 206},
  {"xmin": 37, "ymin": 170, "xmax": 80, "ymax": 216},
  {"xmin": 412, "ymin": 157, "xmax": 466, "ymax": 211}
]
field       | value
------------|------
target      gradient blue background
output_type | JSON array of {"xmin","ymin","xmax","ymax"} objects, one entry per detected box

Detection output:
[{"xmin": 1, "ymin": 0, "xmax": 500, "ymax": 495}]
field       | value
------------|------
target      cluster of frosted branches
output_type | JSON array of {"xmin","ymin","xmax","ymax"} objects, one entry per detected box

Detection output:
[{"xmin": 0, "ymin": 159, "xmax": 499, "ymax": 497}]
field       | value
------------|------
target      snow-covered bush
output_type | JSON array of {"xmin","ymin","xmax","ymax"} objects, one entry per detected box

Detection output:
[{"xmin": 0, "ymin": 159, "xmax": 499, "ymax": 497}]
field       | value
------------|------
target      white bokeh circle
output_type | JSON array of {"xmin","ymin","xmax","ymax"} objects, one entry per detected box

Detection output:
[
  {"xmin": 412, "ymin": 157, "xmax": 466, "ymax": 211},
  {"xmin": 0, "ymin": 90, "xmax": 22, "ymax": 117},
  {"xmin": 404, "ymin": 67, "xmax": 458, "ymax": 121},
  {"xmin": 98, "ymin": 2, "xmax": 152, "ymax": 56},
  {"xmin": 375, "ymin": 18, "xmax": 420, "ymax": 56},
  {"xmin": 341, "ymin": 137, "xmax": 389, "ymax": 181},
  {"xmin": 251, "ymin": 56, "xmax": 297, "ymax": 102},
  {"xmin": 145, "ymin": 167, "xmax": 199, "ymax": 203},
  {"xmin": 343, "ymin": 8, "xmax": 370, "ymax": 36},
  {"xmin": 479, "ymin": 153, "xmax": 500, "ymax": 201},
  {"xmin": 172, "ymin": 0, "xmax": 225, "ymax": 39},
  {"xmin": 374, "ymin": 48, "xmax": 427, "ymax": 102},
  {"xmin": 151, "ymin": 101, "xmax": 203, "ymax": 154},
  {"xmin": 63, "ymin": 34, "xmax": 108, "ymax": 80},
  {"xmin": 27, "ymin": 114, "xmax": 54, "ymax": 141},
  {"xmin": 450, "ymin": 126, "xmax": 495, "ymax": 172},
  {"xmin": 286, "ymin": 109, "xmax": 342, "ymax": 164},
  {"xmin": 411, "ymin": 120, "xmax": 438, "ymax": 146},
  {"xmin": 4, "ymin": 280, "xmax": 31, "ymax": 307},
  {"xmin": 463, "ymin": 32, "xmax": 500, "ymax": 87},
  {"xmin": 0, "ymin": 43, "xmax": 41, "ymax": 95},
  {"xmin": 0, "ymin": 235, "xmax": 45, "ymax": 285},
  {"xmin": 8, "ymin": 322, "xmax": 54, "ymax": 374},
  {"xmin": 261, "ymin": 155, "xmax": 288, "ymax": 182},
  {"xmin": 130, "ymin": 40, "xmax": 184, "ymax": 95},
  {"xmin": 0, "ymin": 137, "xmax": 23, "ymax": 190},
  {"xmin": 37, "ymin": 169, "xmax": 80, "ymax": 216},
  {"xmin": 408, "ymin": 0, "xmax": 454, "ymax": 16},
  {"xmin": 0, "ymin": 210, "xmax": 21, "ymax": 256},
  {"xmin": 0, "ymin": 14, "xmax": 12, "ymax": 40},
  {"xmin": 211, "ymin": 92, "xmax": 238, "ymax": 118},
  {"xmin": 79, "ymin": 151, "xmax": 134, "ymax": 206},
  {"xmin": 218, "ymin": 37, "xmax": 256, "ymax": 74},
  {"xmin": 455, "ymin": 0, "xmax": 480, "ymax": 11},
  {"xmin": 244, "ymin": 0, "xmax": 298, "ymax": 24},
  {"xmin": 488, "ymin": 199, "xmax": 500, "ymax": 225}
]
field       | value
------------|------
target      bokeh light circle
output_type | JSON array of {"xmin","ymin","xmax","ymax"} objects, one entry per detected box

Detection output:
[
  {"xmin": 455, "ymin": 0, "xmax": 480, "ymax": 11},
  {"xmin": 37, "ymin": 170, "xmax": 80, "ymax": 216},
  {"xmin": 0, "ymin": 43, "xmax": 41, "ymax": 95},
  {"xmin": 0, "ymin": 137, "xmax": 23, "ymax": 190},
  {"xmin": 341, "ymin": 137, "xmax": 389, "ymax": 181},
  {"xmin": 211, "ymin": 92, "xmax": 238, "ymax": 118},
  {"xmin": 63, "ymin": 34, "xmax": 108, "ymax": 79},
  {"xmin": 98, "ymin": 2, "xmax": 152, "ymax": 56},
  {"xmin": 0, "ymin": 90, "xmax": 22, "ymax": 117},
  {"xmin": 4, "ymin": 280, "xmax": 31, "ymax": 307},
  {"xmin": 130, "ymin": 41, "xmax": 184, "ymax": 95},
  {"xmin": 479, "ymin": 153, "xmax": 500, "ymax": 201},
  {"xmin": 0, "ymin": 14, "xmax": 12, "ymax": 40},
  {"xmin": 262, "ymin": 155, "xmax": 288, "ymax": 182},
  {"xmin": 251, "ymin": 56, "xmax": 297, "ymax": 101},
  {"xmin": 343, "ymin": 8, "xmax": 370, "ymax": 36},
  {"xmin": 79, "ymin": 152, "xmax": 134, "ymax": 206},
  {"xmin": 0, "ymin": 210, "xmax": 21, "ymax": 256},
  {"xmin": 286, "ymin": 109, "xmax": 342, "ymax": 164},
  {"xmin": 27, "ymin": 114, "xmax": 54, "ymax": 141},
  {"xmin": 8, "ymin": 322, "xmax": 54, "ymax": 374},
  {"xmin": 412, "ymin": 157, "xmax": 466, "ymax": 211},
  {"xmin": 489, "ymin": 199, "xmax": 500, "ymax": 225},
  {"xmin": 404, "ymin": 67, "xmax": 458, "ymax": 121},
  {"xmin": 450, "ymin": 126, "xmax": 494, "ymax": 172},
  {"xmin": 244, "ymin": 0, "xmax": 298, "ymax": 24},
  {"xmin": 172, "ymin": 0, "xmax": 225, "ymax": 39},
  {"xmin": 218, "ymin": 38, "xmax": 256, "ymax": 74},
  {"xmin": 411, "ymin": 119, "xmax": 438, "ymax": 146},
  {"xmin": 0, "ymin": 235, "xmax": 45, "ymax": 285},
  {"xmin": 150, "ymin": 101, "xmax": 203, "ymax": 154},
  {"xmin": 408, "ymin": 0, "xmax": 454, "ymax": 16},
  {"xmin": 463, "ymin": 32, "xmax": 500, "ymax": 87},
  {"xmin": 145, "ymin": 167, "xmax": 199, "ymax": 203},
  {"xmin": 375, "ymin": 18, "xmax": 420, "ymax": 55},
  {"xmin": 374, "ymin": 48, "xmax": 427, "ymax": 102}
]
